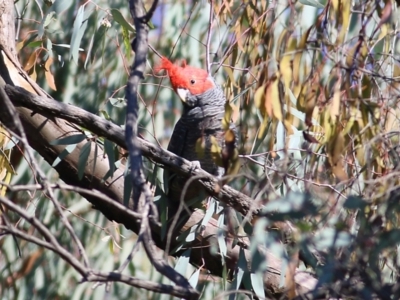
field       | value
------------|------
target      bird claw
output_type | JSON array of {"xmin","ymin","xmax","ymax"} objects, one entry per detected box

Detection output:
[{"xmin": 190, "ymin": 160, "xmax": 201, "ymax": 173}]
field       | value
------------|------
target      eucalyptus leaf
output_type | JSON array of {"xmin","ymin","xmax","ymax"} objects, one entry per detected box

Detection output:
[
  {"xmin": 78, "ymin": 141, "xmax": 91, "ymax": 180},
  {"xmin": 50, "ymin": 134, "xmax": 86, "ymax": 145}
]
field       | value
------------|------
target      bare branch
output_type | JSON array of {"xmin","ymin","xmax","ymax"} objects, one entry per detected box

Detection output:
[
  {"xmin": 125, "ymin": 0, "xmax": 198, "ymax": 297},
  {"xmin": 1, "ymin": 182, "xmax": 149, "ymax": 223},
  {"xmin": 206, "ymin": 0, "xmax": 214, "ymax": 73}
]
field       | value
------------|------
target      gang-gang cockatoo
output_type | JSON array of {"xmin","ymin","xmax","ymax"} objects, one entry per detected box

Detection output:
[{"xmin": 155, "ymin": 57, "xmax": 235, "ymax": 209}]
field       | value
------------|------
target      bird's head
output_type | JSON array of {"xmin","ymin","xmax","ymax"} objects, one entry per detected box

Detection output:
[{"xmin": 154, "ymin": 57, "xmax": 215, "ymax": 106}]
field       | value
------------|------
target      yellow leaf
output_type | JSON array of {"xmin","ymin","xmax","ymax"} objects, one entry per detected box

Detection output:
[
  {"xmin": 195, "ymin": 137, "xmax": 205, "ymax": 159},
  {"xmin": 331, "ymin": 0, "xmax": 340, "ymax": 13},
  {"xmin": 44, "ymin": 57, "xmax": 57, "ymax": 91},
  {"xmin": 0, "ymin": 171, "xmax": 11, "ymax": 197},
  {"xmin": 258, "ymin": 116, "xmax": 269, "ymax": 140},
  {"xmin": 222, "ymin": 101, "xmax": 233, "ymax": 130},
  {"xmin": 16, "ymin": 41, "xmax": 24, "ymax": 52},
  {"xmin": 304, "ymin": 73, "xmax": 320, "ymax": 126},
  {"xmin": 226, "ymin": 150, "xmax": 240, "ymax": 176},
  {"xmin": 255, "ymin": 85, "xmax": 269, "ymax": 138},
  {"xmin": 254, "ymin": 85, "xmax": 266, "ymax": 114},
  {"xmin": 283, "ymin": 120, "xmax": 294, "ymax": 136},
  {"xmin": 24, "ymin": 51, "xmax": 37, "ymax": 72},
  {"xmin": 361, "ymin": 75, "xmax": 372, "ymax": 99},
  {"xmin": 293, "ymin": 27, "xmax": 312, "ymax": 84},
  {"xmin": 230, "ymin": 102, "xmax": 239, "ymax": 124},
  {"xmin": 280, "ymin": 36, "xmax": 296, "ymax": 92},
  {"xmin": 210, "ymin": 135, "xmax": 222, "ymax": 167},
  {"xmin": 292, "ymin": 84, "xmax": 302, "ymax": 100},
  {"xmin": 328, "ymin": 132, "xmax": 348, "ymax": 181},
  {"xmin": 268, "ymin": 76, "xmax": 282, "ymax": 121},
  {"xmin": 355, "ymin": 145, "xmax": 365, "ymax": 168},
  {"xmin": 280, "ymin": 53, "xmax": 292, "ymax": 91},
  {"xmin": 223, "ymin": 64, "xmax": 235, "ymax": 88},
  {"xmin": 343, "ymin": 116, "xmax": 355, "ymax": 136},
  {"xmin": 337, "ymin": 1, "xmax": 351, "ymax": 45},
  {"xmin": 275, "ymin": 29, "xmax": 288, "ymax": 59},
  {"xmin": 345, "ymin": 40, "xmax": 368, "ymax": 68},
  {"xmin": 30, "ymin": 67, "xmax": 37, "ymax": 81},
  {"xmin": 385, "ymin": 107, "xmax": 399, "ymax": 133},
  {"xmin": 108, "ymin": 236, "xmax": 114, "ymax": 253},
  {"xmin": 330, "ymin": 79, "xmax": 341, "ymax": 122},
  {"xmin": 323, "ymin": 110, "xmax": 333, "ymax": 144},
  {"xmin": 269, "ymin": 122, "xmax": 277, "ymax": 155}
]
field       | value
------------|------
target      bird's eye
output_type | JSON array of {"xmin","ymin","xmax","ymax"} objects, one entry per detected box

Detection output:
[{"xmin": 190, "ymin": 79, "xmax": 196, "ymax": 85}]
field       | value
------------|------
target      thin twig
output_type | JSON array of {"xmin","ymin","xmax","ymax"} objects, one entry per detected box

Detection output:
[
  {"xmin": 169, "ymin": 2, "xmax": 198, "ymax": 58},
  {"xmin": 205, "ymin": 0, "xmax": 214, "ymax": 73}
]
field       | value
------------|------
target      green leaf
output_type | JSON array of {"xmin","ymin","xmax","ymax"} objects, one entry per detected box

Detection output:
[
  {"xmin": 50, "ymin": 134, "xmax": 86, "ymax": 145},
  {"xmin": 78, "ymin": 141, "xmax": 91, "ymax": 180},
  {"xmin": 110, "ymin": 9, "xmax": 135, "ymax": 32},
  {"xmin": 52, "ymin": 144, "xmax": 77, "ymax": 167},
  {"xmin": 46, "ymin": 38, "xmax": 53, "ymax": 60},
  {"xmin": 201, "ymin": 198, "xmax": 216, "ymax": 227},
  {"xmin": 378, "ymin": 229, "xmax": 400, "ymax": 250},
  {"xmin": 92, "ymin": 139, "xmax": 98, "ymax": 176},
  {"xmin": 298, "ymin": 0, "xmax": 326, "ymax": 8},
  {"xmin": 229, "ymin": 248, "xmax": 248, "ymax": 300},
  {"xmin": 314, "ymin": 228, "xmax": 352, "ymax": 250},
  {"xmin": 185, "ymin": 224, "xmax": 199, "ymax": 243},
  {"xmin": 123, "ymin": 162, "xmax": 132, "ymax": 207},
  {"xmin": 104, "ymin": 139, "xmax": 116, "ymax": 179},
  {"xmin": 175, "ymin": 249, "xmax": 190, "ymax": 276},
  {"xmin": 53, "ymin": 0, "xmax": 73, "ymax": 14},
  {"xmin": 99, "ymin": 109, "xmax": 111, "ymax": 120},
  {"xmin": 261, "ymin": 192, "xmax": 318, "ymax": 220},
  {"xmin": 44, "ymin": 11, "xmax": 56, "ymax": 27},
  {"xmin": 69, "ymin": 6, "xmax": 84, "ymax": 63},
  {"xmin": 217, "ymin": 214, "xmax": 227, "ymax": 261},
  {"xmin": 38, "ymin": 11, "xmax": 56, "ymax": 38},
  {"xmin": 229, "ymin": 247, "xmax": 247, "ymax": 300},
  {"xmin": 188, "ymin": 268, "xmax": 200, "ymax": 288},
  {"xmin": 19, "ymin": 34, "xmax": 39, "ymax": 51},
  {"xmin": 250, "ymin": 272, "xmax": 265, "ymax": 299},
  {"xmin": 109, "ymin": 97, "xmax": 127, "ymax": 108},
  {"xmin": 26, "ymin": 40, "xmax": 42, "ymax": 49},
  {"xmin": 85, "ymin": 18, "xmax": 111, "ymax": 68},
  {"xmin": 70, "ymin": 5, "xmax": 94, "ymax": 64},
  {"xmin": 122, "ymin": 27, "xmax": 131, "ymax": 61},
  {"xmin": 343, "ymin": 196, "xmax": 367, "ymax": 210},
  {"xmin": 4, "ymin": 137, "xmax": 19, "ymax": 151},
  {"xmin": 251, "ymin": 248, "xmax": 267, "ymax": 273}
]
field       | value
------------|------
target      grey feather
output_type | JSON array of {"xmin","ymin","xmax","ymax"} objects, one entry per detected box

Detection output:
[{"xmin": 165, "ymin": 81, "xmax": 227, "ymax": 205}]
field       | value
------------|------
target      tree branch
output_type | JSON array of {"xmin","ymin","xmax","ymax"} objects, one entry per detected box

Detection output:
[{"xmin": 125, "ymin": 0, "xmax": 197, "ymax": 297}]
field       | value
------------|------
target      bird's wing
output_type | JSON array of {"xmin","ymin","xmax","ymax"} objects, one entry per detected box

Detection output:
[
  {"xmin": 167, "ymin": 118, "xmax": 187, "ymax": 157},
  {"xmin": 163, "ymin": 118, "xmax": 187, "ymax": 195}
]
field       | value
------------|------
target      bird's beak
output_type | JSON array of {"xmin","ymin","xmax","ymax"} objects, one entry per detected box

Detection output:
[{"xmin": 176, "ymin": 88, "xmax": 188, "ymax": 103}]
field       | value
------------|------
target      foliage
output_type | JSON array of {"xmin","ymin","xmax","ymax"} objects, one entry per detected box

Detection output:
[{"xmin": 1, "ymin": 0, "xmax": 400, "ymax": 299}]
